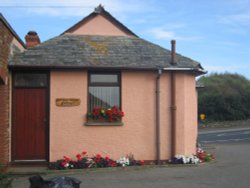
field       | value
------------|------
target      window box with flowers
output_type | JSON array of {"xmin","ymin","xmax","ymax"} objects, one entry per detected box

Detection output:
[{"xmin": 85, "ymin": 106, "xmax": 124, "ymax": 126}]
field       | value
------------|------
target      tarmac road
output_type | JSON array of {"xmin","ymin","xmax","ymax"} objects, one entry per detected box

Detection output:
[
  {"xmin": 65, "ymin": 143, "xmax": 250, "ymax": 188},
  {"xmin": 199, "ymin": 127, "xmax": 250, "ymax": 144},
  {"xmin": 11, "ymin": 142, "xmax": 250, "ymax": 188}
]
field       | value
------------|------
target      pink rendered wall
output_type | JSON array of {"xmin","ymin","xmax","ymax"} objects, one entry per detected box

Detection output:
[
  {"xmin": 159, "ymin": 73, "xmax": 172, "ymax": 160},
  {"xmin": 50, "ymin": 71, "xmax": 88, "ymax": 161},
  {"xmin": 184, "ymin": 74, "xmax": 198, "ymax": 154},
  {"xmin": 50, "ymin": 70, "xmax": 161, "ymax": 161},
  {"xmin": 175, "ymin": 74, "xmax": 186, "ymax": 154},
  {"xmin": 66, "ymin": 15, "xmax": 132, "ymax": 36},
  {"xmin": 122, "ymin": 71, "xmax": 172, "ymax": 160},
  {"xmin": 175, "ymin": 73, "xmax": 197, "ymax": 155},
  {"xmin": 50, "ymin": 70, "xmax": 197, "ymax": 161}
]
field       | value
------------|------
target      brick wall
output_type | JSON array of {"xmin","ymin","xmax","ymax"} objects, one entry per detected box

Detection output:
[{"xmin": 0, "ymin": 20, "xmax": 13, "ymax": 166}]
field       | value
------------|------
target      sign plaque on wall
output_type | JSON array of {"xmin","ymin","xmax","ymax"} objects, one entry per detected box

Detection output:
[{"xmin": 56, "ymin": 98, "xmax": 81, "ymax": 107}]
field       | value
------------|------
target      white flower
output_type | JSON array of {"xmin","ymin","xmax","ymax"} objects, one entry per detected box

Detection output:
[
  {"xmin": 117, "ymin": 156, "xmax": 130, "ymax": 166},
  {"xmin": 174, "ymin": 154, "xmax": 201, "ymax": 164},
  {"xmin": 182, "ymin": 157, "xmax": 187, "ymax": 164},
  {"xmin": 197, "ymin": 148, "xmax": 204, "ymax": 153},
  {"xmin": 192, "ymin": 157, "xmax": 200, "ymax": 164}
]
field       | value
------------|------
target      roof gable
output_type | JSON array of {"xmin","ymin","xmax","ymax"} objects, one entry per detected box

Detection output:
[
  {"xmin": 62, "ymin": 5, "xmax": 137, "ymax": 37},
  {"xmin": 8, "ymin": 6, "xmax": 205, "ymax": 75}
]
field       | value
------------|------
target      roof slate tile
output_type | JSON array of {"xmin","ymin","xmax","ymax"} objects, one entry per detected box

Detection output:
[{"xmin": 9, "ymin": 35, "xmax": 203, "ymax": 71}]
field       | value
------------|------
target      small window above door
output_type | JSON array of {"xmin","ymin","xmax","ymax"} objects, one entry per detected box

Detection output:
[{"xmin": 14, "ymin": 73, "xmax": 48, "ymax": 87}]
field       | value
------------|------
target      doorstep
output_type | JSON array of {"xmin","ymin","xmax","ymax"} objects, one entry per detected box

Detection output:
[{"xmin": 7, "ymin": 167, "xmax": 48, "ymax": 176}]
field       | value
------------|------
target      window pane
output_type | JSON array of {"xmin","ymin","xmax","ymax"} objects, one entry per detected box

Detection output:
[
  {"xmin": 89, "ymin": 86, "xmax": 120, "ymax": 111},
  {"xmin": 14, "ymin": 73, "xmax": 47, "ymax": 87},
  {"xmin": 90, "ymin": 74, "xmax": 118, "ymax": 84}
]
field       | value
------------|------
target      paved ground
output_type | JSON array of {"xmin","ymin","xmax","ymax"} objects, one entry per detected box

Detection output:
[{"xmin": 10, "ymin": 141, "xmax": 250, "ymax": 188}]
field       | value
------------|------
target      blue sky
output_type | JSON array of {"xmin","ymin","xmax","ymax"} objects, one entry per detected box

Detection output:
[{"xmin": 1, "ymin": 0, "xmax": 250, "ymax": 79}]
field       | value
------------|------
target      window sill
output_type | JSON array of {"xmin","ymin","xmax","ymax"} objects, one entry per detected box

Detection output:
[{"xmin": 85, "ymin": 122, "xmax": 124, "ymax": 126}]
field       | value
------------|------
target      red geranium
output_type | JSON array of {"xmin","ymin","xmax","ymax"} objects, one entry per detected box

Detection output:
[
  {"xmin": 93, "ymin": 107, "xmax": 99, "ymax": 118},
  {"xmin": 61, "ymin": 161, "xmax": 67, "ymax": 167},
  {"xmin": 63, "ymin": 156, "xmax": 71, "ymax": 162},
  {"xmin": 76, "ymin": 154, "xmax": 81, "ymax": 161},
  {"xmin": 119, "ymin": 111, "xmax": 124, "ymax": 117},
  {"xmin": 96, "ymin": 154, "xmax": 102, "ymax": 159},
  {"xmin": 82, "ymin": 151, "xmax": 87, "ymax": 156},
  {"xmin": 108, "ymin": 160, "xmax": 117, "ymax": 167},
  {"xmin": 139, "ymin": 160, "xmax": 145, "ymax": 166},
  {"xmin": 88, "ymin": 106, "xmax": 124, "ymax": 122}
]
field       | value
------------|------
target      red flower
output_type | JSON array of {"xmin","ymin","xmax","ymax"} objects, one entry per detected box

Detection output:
[
  {"xmin": 82, "ymin": 151, "xmax": 87, "ymax": 156},
  {"xmin": 88, "ymin": 106, "xmax": 124, "ymax": 122},
  {"xmin": 139, "ymin": 160, "xmax": 145, "ymax": 166},
  {"xmin": 112, "ymin": 106, "xmax": 118, "ymax": 114},
  {"xmin": 107, "ymin": 109, "xmax": 112, "ymax": 115},
  {"xmin": 61, "ymin": 161, "xmax": 67, "ymax": 167},
  {"xmin": 76, "ymin": 154, "xmax": 81, "ymax": 161},
  {"xmin": 105, "ymin": 156, "xmax": 110, "ymax": 161},
  {"xmin": 93, "ymin": 107, "xmax": 99, "ymax": 117},
  {"xmin": 96, "ymin": 154, "xmax": 102, "ymax": 159},
  {"xmin": 63, "ymin": 156, "xmax": 71, "ymax": 162},
  {"xmin": 119, "ymin": 111, "xmax": 124, "ymax": 117},
  {"xmin": 108, "ymin": 160, "xmax": 117, "ymax": 167}
]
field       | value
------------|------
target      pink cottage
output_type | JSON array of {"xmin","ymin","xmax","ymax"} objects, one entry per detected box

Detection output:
[{"xmin": 8, "ymin": 5, "xmax": 205, "ymax": 165}]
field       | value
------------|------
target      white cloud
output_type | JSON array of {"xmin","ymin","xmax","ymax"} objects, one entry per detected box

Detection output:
[
  {"xmin": 219, "ymin": 12, "xmax": 250, "ymax": 26},
  {"xmin": 218, "ymin": 12, "xmax": 250, "ymax": 35},
  {"xmin": 214, "ymin": 41, "xmax": 240, "ymax": 47},
  {"xmin": 148, "ymin": 28, "xmax": 175, "ymax": 39},
  {"xmin": 148, "ymin": 27, "xmax": 201, "ymax": 41}
]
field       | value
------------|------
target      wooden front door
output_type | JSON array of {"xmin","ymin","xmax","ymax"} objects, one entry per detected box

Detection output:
[{"xmin": 13, "ymin": 73, "xmax": 48, "ymax": 162}]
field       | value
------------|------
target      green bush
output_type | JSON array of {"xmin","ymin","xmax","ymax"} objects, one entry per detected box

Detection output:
[{"xmin": 198, "ymin": 73, "xmax": 250, "ymax": 121}]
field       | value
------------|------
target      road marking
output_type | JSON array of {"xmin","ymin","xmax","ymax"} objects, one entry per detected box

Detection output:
[
  {"xmin": 217, "ymin": 133, "xmax": 226, "ymax": 137},
  {"xmin": 199, "ymin": 128, "xmax": 250, "ymax": 135},
  {"xmin": 200, "ymin": 138, "xmax": 250, "ymax": 144},
  {"xmin": 216, "ymin": 131, "xmax": 250, "ymax": 137},
  {"xmin": 217, "ymin": 140, "xmax": 228, "ymax": 142}
]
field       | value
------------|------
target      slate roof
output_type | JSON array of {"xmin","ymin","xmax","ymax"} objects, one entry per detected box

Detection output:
[{"xmin": 9, "ymin": 34, "xmax": 204, "ymax": 73}]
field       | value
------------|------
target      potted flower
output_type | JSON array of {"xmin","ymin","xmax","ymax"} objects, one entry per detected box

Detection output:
[{"xmin": 87, "ymin": 106, "xmax": 124, "ymax": 122}]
